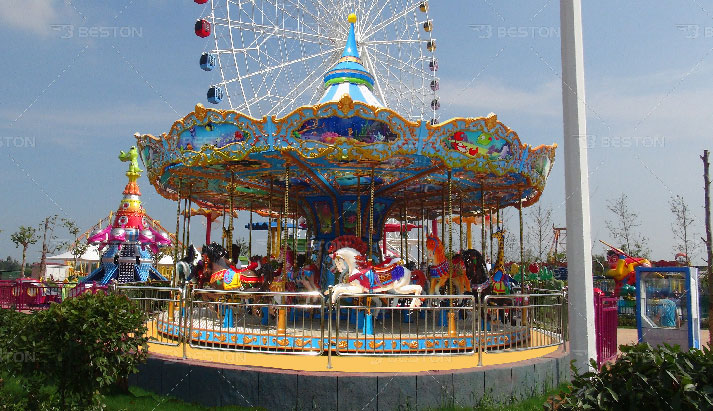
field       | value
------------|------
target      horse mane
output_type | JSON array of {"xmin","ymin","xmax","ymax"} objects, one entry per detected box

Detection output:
[
  {"xmin": 329, "ymin": 235, "xmax": 367, "ymax": 256},
  {"xmin": 426, "ymin": 235, "xmax": 446, "ymax": 264}
]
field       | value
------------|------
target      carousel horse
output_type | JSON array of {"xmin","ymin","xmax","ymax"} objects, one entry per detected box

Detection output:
[
  {"xmin": 461, "ymin": 248, "xmax": 489, "ymax": 292},
  {"xmin": 204, "ymin": 243, "xmax": 263, "ymax": 291},
  {"xmin": 329, "ymin": 246, "xmax": 423, "ymax": 309},
  {"xmin": 290, "ymin": 254, "xmax": 320, "ymax": 303},
  {"xmin": 176, "ymin": 244, "xmax": 203, "ymax": 286},
  {"xmin": 425, "ymin": 235, "xmax": 470, "ymax": 295}
]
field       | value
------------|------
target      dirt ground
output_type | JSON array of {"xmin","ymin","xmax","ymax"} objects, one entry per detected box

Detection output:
[{"xmin": 617, "ymin": 327, "xmax": 710, "ymax": 354}]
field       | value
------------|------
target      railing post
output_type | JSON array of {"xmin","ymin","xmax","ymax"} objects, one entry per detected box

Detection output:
[
  {"xmin": 182, "ymin": 285, "xmax": 190, "ymax": 359},
  {"xmin": 562, "ymin": 290, "xmax": 568, "ymax": 353},
  {"xmin": 471, "ymin": 294, "xmax": 477, "ymax": 355},
  {"xmin": 477, "ymin": 289, "xmax": 483, "ymax": 367},
  {"xmin": 327, "ymin": 286, "xmax": 333, "ymax": 369}
]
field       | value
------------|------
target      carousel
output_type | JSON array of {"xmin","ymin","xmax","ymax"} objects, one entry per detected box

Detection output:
[{"xmin": 131, "ymin": 5, "xmax": 559, "ymax": 360}]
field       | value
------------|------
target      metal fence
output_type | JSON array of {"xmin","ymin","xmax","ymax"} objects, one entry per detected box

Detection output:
[
  {"xmin": 480, "ymin": 292, "xmax": 566, "ymax": 364},
  {"xmin": 112, "ymin": 285, "xmax": 185, "ymax": 347},
  {"xmin": 332, "ymin": 293, "xmax": 477, "ymax": 356},
  {"xmin": 594, "ymin": 293, "xmax": 619, "ymax": 368},
  {"xmin": 0, "ymin": 280, "xmax": 107, "ymax": 310},
  {"xmin": 187, "ymin": 289, "xmax": 324, "ymax": 355},
  {"xmin": 106, "ymin": 286, "xmax": 566, "ymax": 365}
]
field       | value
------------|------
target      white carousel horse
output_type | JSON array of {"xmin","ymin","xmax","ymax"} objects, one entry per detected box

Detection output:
[{"xmin": 329, "ymin": 247, "xmax": 423, "ymax": 309}]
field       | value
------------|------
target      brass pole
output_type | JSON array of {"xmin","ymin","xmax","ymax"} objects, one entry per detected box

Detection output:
[
  {"xmin": 172, "ymin": 179, "xmax": 182, "ymax": 288},
  {"xmin": 267, "ymin": 179, "xmax": 273, "ymax": 258},
  {"xmin": 459, "ymin": 194, "xmax": 464, "ymax": 251},
  {"xmin": 489, "ymin": 206, "xmax": 493, "ymax": 265},
  {"xmin": 448, "ymin": 170, "xmax": 457, "ymax": 336},
  {"xmin": 357, "ymin": 175, "xmax": 362, "ymax": 238},
  {"xmin": 519, "ymin": 191, "xmax": 524, "ymax": 288},
  {"xmin": 448, "ymin": 170, "xmax": 453, "ymax": 296},
  {"xmin": 181, "ymin": 197, "xmax": 188, "ymax": 258},
  {"xmin": 249, "ymin": 202, "xmax": 253, "ymax": 258},
  {"xmin": 404, "ymin": 191, "xmax": 409, "ymax": 266},
  {"xmin": 277, "ymin": 162, "xmax": 290, "ymax": 335},
  {"xmin": 186, "ymin": 196, "xmax": 192, "ymax": 252},
  {"xmin": 227, "ymin": 174, "xmax": 234, "ymax": 261},
  {"xmin": 368, "ymin": 167, "xmax": 375, "ymax": 262},
  {"xmin": 481, "ymin": 186, "xmax": 486, "ymax": 257},
  {"xmin": 400, "ymin": 195, "xmax": 405, "ymax": 262}
]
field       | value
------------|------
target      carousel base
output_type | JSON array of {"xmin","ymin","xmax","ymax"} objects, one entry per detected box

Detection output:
[
  {"xmin": 135, "ymin": 311, "xmax": 569, "ymax": 410},
  {"xmin": 132, "ymin": 343, "xmax": 570, "ymax": 410}
]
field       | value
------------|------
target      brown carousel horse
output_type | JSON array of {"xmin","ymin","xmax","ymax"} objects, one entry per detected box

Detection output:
[{"xmin": 425, "ymin": 235, "xmax": 470, "ymax": 295}]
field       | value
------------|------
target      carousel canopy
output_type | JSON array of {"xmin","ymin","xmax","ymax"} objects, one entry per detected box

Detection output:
[{"xmin": 136, "ymin": 14, "xmax": 556, "ymax": 239}]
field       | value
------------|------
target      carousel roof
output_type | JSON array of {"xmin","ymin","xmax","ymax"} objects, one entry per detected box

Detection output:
[{"xmin": 136, "ymin": 14, "xmax": 557, "ymax": 226}]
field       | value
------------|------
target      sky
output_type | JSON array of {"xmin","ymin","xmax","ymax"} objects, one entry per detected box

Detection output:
[{"xmin": 0, "ymin": 1, "xmax": 711, "ymax": 266}]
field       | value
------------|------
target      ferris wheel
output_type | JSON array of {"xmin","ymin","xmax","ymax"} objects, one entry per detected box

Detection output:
[{"xmin": 193, "ymin": 0, "xmax": 440, "ymax": 122}]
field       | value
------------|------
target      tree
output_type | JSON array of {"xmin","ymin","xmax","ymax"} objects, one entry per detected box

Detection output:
[
  {"xmin": 38, "ymin": 215, "xmax": 71, "ymax": 277},
  {"xmin": 670, "ymin": 195, "xmax": 700, "ymax": 264},
  {"xmin": 526, "ymin": 203, "xmax": 553, "ymax": 262},
  {"xmin": 605, "ymin": 193, "xmax": 650, "ymax": 257},
  {"xmin": 11, "ymin": 226, "xmax": 38, "ymax": 278},
  {"xmin": 64, "ymin": 220, "xmax": 88, "ymax": 275}
]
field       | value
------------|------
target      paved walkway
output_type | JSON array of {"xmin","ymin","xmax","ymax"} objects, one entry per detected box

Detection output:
[{"xmin": 617, "ymin": 327, "xmax": 710, "ymax": 354}]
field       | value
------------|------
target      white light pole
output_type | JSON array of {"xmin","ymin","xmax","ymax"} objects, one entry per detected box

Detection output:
[{"xmin": 560, "ymin": 0, "xmax": 596, "ymax": 372}]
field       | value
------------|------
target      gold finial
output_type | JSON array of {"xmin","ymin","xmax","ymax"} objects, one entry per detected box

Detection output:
[{"xmin": 348, "ymin": 13, "xmax": 357, "ymax": 24}]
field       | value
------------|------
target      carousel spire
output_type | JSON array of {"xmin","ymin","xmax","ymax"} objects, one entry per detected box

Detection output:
[{"xmin": 318, "ymin": 14, "xmax": 383, "ymax": 107}]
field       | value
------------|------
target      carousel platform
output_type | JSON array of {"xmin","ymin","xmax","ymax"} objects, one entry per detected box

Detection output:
[{"xmin": 132, "ymin": 342, "xmax": 570, "ymax": 410}]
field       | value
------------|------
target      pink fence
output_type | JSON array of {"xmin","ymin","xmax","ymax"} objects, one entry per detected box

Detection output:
[
  {"xmin": 0, "ymin": 280, "xmax": 107, "ymax": 311},
  {"xmin": 594, "ymin": 292, "xmax": 619, "ymax": 367}
]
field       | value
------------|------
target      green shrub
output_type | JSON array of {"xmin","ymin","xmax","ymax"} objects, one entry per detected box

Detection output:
[
  {"xmin": 617, "ymin": 315, "xmax": 637, "ymax": 327},
  {"xmin": 0, "ymin": 292, "xmax": 149, "ymax": 409},
  {"xmin": 546, "ymin": 343, "xmax": 713, "ymax": 410}
]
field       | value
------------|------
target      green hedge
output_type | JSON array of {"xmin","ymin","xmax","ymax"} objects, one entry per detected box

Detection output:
[
  {"xmin": 546, "ymin": 344, "xmax": 713, "ymax": 409},
  {"xmin": 0, "ymin": 292, "xmax": 148, "ymax": 409}
]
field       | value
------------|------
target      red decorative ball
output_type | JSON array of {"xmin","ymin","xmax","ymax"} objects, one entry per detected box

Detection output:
[
  {"xmin": 528, "ymin": 263, "xmax": 539, "ymax": 274},
  {"xmin": 194, "ymin": 0, "xmax": 209, "ymax": 4}
]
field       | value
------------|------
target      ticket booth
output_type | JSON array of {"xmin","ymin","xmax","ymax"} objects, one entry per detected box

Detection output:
[{"xmin": 635, "ymin": 266, "xmax": 700, "ymax": 350}]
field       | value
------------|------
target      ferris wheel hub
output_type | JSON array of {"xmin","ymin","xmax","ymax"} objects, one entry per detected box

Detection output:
[{"xmin": 348, "ymin": 13, "xmax": 357, "ymax": 24}]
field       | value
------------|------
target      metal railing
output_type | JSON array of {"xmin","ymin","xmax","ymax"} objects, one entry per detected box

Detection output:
[
  {"xmin": 479, "ymin": 292, "xmax": 565, "ymax": 364},
  {"xmin": 107, "ymin": 285, "xmax": 566, "ymax": 366},
  {"xmin": 0, "ymin": 280, "xmax": 107, "ymax": 311},
  {"xmin": 112, "ymin": 285, "xmax": 185, "ymax": 348},
  {"xmin": 332, "ymin": 293, "xmax": 477, "ymax": 356},
  {"xmin": 187, "ymin": 288, "xmax": 324, "ymax": 355}
]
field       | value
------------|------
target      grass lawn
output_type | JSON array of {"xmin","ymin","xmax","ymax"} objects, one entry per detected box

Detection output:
[
  {"xmin": 434, "ymin": 383, "xmax": 569, "ymax": 411},
  {"xmin": 103, "ymin": 387, "xmax": 259, "ymax": 411}
]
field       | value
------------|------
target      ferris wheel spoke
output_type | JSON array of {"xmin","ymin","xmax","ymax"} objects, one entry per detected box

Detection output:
[
  {"xmin": 267, "ymin": 56, "xmax": 336, "ymax": 116},
  {"xmin": 265, "ymin": 0, "xmax": 338, "ymax": 37},
  {"xmin": 211, "ymin": 17, "xmax": 335, "ymax": 45},
  {"xmin": 228, "ymin": 46, "xmax": 338, "ymax": 83},
  {"xmin": 359, "ymin": 0, "xmax": 392, "ymax": 38},
  {"xmin": 359, "ymin": 46, "xmax": 387, "ymax": 106},
  {"xmin": 363, "ymin": 3, "xmax": 421, "ymax": 41},
  {"xmin": 364, "ymin": 46, "xmax": 428, "ymax": 84},
  {"xmin": 363, "ymin": 39, "xmax": 427, "ymax": 45}
]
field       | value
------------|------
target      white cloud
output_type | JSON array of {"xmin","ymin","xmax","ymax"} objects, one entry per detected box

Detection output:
[{"xmin": 0, "ymin": 0, "xmax": 63, "ymax": 36}]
